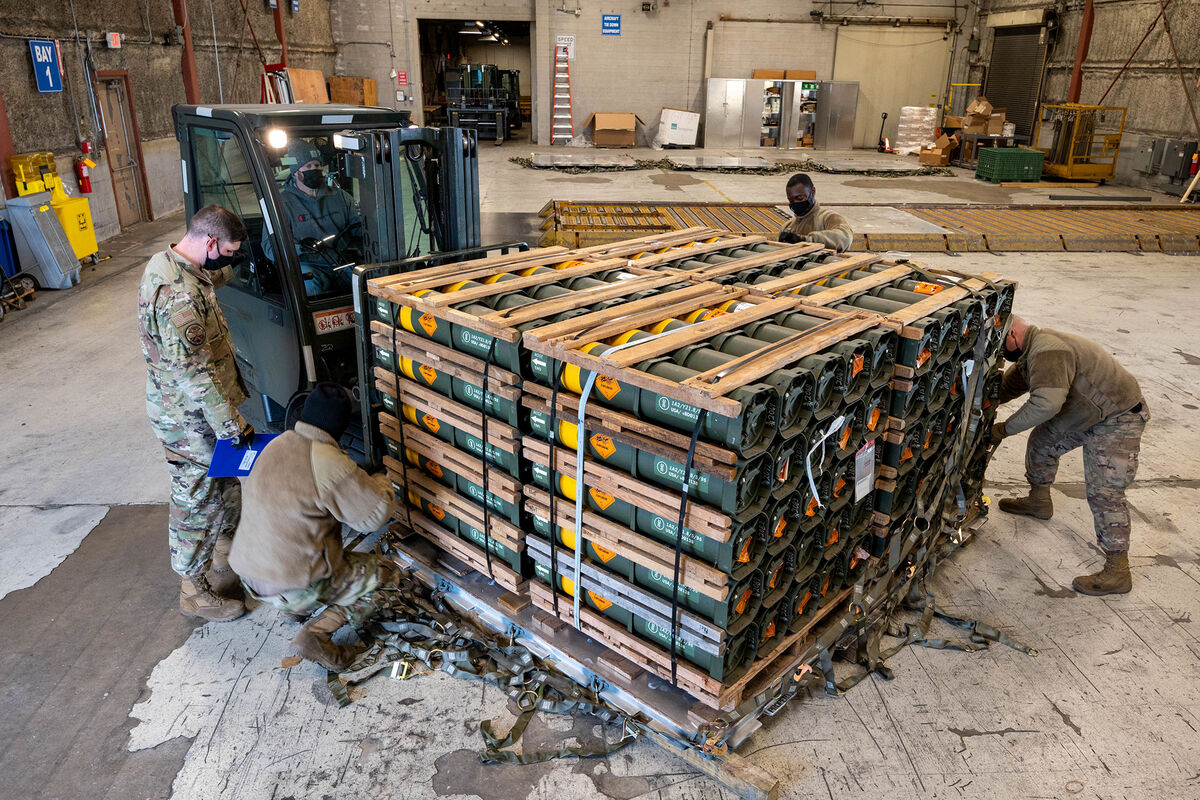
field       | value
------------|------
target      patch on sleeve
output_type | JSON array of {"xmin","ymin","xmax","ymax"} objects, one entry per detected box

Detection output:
[{"xmin": 184, "ymin": 323, "xmax": 207, "ymax": 347}]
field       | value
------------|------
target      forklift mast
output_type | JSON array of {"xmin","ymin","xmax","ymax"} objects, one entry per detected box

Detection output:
[{"xmin": 171, "ymin": 103, "xmax": 485, "ymax": 441}]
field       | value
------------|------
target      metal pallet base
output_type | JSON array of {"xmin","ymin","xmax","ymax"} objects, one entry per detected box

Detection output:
[{"xmin": 382, "ymin": 508, "xmax": 988, "ymax": 799}]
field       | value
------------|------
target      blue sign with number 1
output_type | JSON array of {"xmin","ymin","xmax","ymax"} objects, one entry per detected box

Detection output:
[{"xmin": 29, "ymin": 39, "xmax": 62, "ymax": 93}]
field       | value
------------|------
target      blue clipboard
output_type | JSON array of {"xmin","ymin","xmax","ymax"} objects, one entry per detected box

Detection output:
[{"xmin": 207, "ymin": 434, "xmax": 279, "ymax": 477}]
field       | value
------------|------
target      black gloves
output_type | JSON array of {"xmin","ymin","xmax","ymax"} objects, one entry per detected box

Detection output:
[{"xmin": 233, "ymin": 423, "xmax": 255, "ymax": 450}]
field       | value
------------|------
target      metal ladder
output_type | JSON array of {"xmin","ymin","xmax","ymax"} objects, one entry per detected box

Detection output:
[{"xmin": 551, "ymin": 45, "xmax": 574, "ymax": 145}]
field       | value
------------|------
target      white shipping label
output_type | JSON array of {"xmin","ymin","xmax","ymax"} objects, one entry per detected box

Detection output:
[
  {"xmin": 238, "ymin": 450, "xmax": 258, "ymax": 471},
  {"xmin": 854, "ymin": 439, "xmax": 876, "ymax": 502}
]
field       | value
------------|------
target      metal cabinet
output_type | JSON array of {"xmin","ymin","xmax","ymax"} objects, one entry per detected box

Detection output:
[
  {"xmin": 705, "ymin": 79, "xmax": 855, "ymax": 150},
  {"xmin": 813, "ymin": 82, "xmax": 859, "ymax": 150},
  {"xmin": 1131, "ymin": 137, "xmax": 1164, "ymax": 174}
]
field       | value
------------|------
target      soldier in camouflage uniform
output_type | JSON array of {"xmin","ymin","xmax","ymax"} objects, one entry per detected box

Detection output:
[
  {"xmin": 991, "ymin": 316, "xmax": 1148, "ymax": 596},
  {"xmin": 138, "ymin": 204, "xmax": 253, "ymax": 621}
]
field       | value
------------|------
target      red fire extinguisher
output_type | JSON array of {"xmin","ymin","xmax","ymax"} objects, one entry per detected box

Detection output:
[
  {"xmin": 1191, "ymin": 152, "xmax": 1198, "ymax": 176},
  {"xmin": 75, "ymin": 141, "xmax": 94, "ymax": 194}
]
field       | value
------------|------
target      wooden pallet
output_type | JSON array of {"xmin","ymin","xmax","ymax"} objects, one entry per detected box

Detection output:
[
  {"xmin": 530, "ymin": 579, "xmax": 853, "ymax": 711},
  {"xmin": 379, "ymin": 416, "xmax": 524, "ymax": 507},
  {"xmin": 407, "ymin": 513, "xmax": 527, "ymax": 595},
  {"xmin": 370, "ymin": 322, "xmax": 522, "ymax": 392}
]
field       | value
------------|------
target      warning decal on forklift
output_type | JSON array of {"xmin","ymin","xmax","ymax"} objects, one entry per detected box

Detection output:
[{"xmin": 313, "ymin": 307, "xmax": 354, "ymax": 334}]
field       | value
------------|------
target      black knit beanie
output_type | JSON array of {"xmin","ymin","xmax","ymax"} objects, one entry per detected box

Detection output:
[{"xmin": 300, "ymin": 382, "xmax": 352, "ymax": 440}]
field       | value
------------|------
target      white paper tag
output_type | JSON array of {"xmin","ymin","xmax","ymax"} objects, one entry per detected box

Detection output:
[
  {"xmin": 854, "ymin": 439, "xmax": 876, "ymax": 502},
  {"xmin": 238, "ymin": 450, "xmax": 258, "ymax": 471}
]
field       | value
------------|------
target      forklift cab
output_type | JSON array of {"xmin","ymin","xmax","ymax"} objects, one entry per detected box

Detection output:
[{"xmin": 172, "ymin": 104, "xmax": 482, "ymax": 434}]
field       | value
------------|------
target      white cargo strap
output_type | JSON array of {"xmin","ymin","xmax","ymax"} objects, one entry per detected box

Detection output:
[{"xmin": 805, "ymin": 414, "xmax": 847, "ymax": 511}]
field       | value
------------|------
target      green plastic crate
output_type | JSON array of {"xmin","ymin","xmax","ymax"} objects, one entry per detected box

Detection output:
[{"xmin": 975, "ymin": 147, "xmax": 1044, "ymax": 183}]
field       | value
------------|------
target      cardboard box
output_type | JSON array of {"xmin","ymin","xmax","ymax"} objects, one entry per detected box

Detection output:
[
  {"xmin": 943, "ymin": 115, "xmax": 964, "ymax": 129},
  {"xmin": 919, "ymin": 133, "xmax": 959, "ymax": 165},
  {"xmin": 585, "ymin": 112, "xmax": 643, "ymax": 147},
  {"xmin": 965, "ymin": 96, "xmax": 993, "ymax": 118},
  {"xmin": 752, "ymin": 69, "xmax": 787, "ymax": 79},
  {"xmin": 987, "ymin": 111, "xmax": 1006, "ymax": 136},
  {"xmin": 328, "ymin": 75, "xmax": 378, "ymax": 106},
  {"xmin": 962, "ymin": 116, "xmax": 989, "ymax": 135},
  {"xmin": 657, "ymin": 107, "xmax": 700, "ymax": 147},
  {"xmin": 920, "ymin": 149, "xmax": 950, "ymax": 166},
  {"xmin": 785, "ymin": 70, "xmax": 817, "ymax": 80}
]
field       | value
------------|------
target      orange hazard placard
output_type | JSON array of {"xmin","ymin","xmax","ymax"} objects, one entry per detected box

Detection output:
[
  {"xmin": 911, "ymin": 281, "xmax": 943, "ymax": 295},
  {"xmin": 422, "ymin": 413, "xmax": 440, "ymax": 434},
  {"xmin": 596, "ymin": 376, "xmax": 621, "ymax": 400},
  {"xmin": 587, "ymin": 590, "xmax": 613, "ymax": 611},
  {"xmin": 418, "ymin": 313, "xmax": 438, "ymax": 336},
  {"xmin": 419, "ymin": 364, "xmax": 438, "ymax": 384},
  {"xmin": 428, "ymin": 504, "xmax": 445, "ymax": 521},
  {"xmin": 592, "ymin": 543, "xmax": 617, "ymax": 562},
  {"xmin": 590, "ymin": 435, "xmax": 616, "ymax": 459},
  {"xmin": 589, "ymin": 488, "xmax": 615, "ymax": 510}
]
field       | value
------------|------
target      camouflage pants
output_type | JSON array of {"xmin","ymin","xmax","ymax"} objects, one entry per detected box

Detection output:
[
  {"xmin": 246, "ymin": 552, "xmax": 401, "ymax": 628},
  {"xmin": 1025, "ymin": 403, "xmax": 1149, "ymax": 552},
  {"xmin": 166, "ymin": 457, "xmax": 241, "ymax": 577}
]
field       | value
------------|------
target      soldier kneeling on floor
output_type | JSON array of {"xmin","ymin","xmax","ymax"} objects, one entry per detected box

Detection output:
[
  {"xmin": 991, "ymin": 316, "xmax": 1149, "ymax": 596},
  {"xmin": 230, "ymin": 383, "xmax": 401, "ymax": 669}
]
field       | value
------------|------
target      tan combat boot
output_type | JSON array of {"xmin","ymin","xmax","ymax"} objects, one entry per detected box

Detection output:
[
  {"xmin": 207, "ymin": 536, "xmax": 244, "ymax": 600},
  {"xmin": 1072, "ymin": 551, "xmax": 1132, "ymax": 596},
  {"xmin": 180, "ymin": 574, "xmax": 247, "ymax": 621},
  {"xmin": 998, "ymin": 486, "xmax": 1053, "ymax": 520},
  {"xmin": 290, "ymin": 606, "xmax": 364, "ymax": 671}
]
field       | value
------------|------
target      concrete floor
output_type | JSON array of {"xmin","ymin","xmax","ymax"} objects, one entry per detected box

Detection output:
[{"xmin": 1, "ymin": 141, "xmax": 1198, "ymax": 800}]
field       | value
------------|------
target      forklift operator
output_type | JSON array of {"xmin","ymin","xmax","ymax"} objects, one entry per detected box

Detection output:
[{"xmin": 263, "ymin": 139, "xmax": 363, "ymax": 296}]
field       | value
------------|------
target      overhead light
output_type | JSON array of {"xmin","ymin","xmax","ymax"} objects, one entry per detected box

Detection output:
[
  {"xmin": 265, "ymin": 128, "xmax": 288, "ymax": 149},
  {"xmin": 479, "ymin": 34, "xmax": 499, "ymax": 42},
  {"xmin": 459, "ymin": 25, "xmax": 483, "ymax": 34},
  {"xmin": 475, "ymin": 20, "xmax": 485, "ymax": 27}
]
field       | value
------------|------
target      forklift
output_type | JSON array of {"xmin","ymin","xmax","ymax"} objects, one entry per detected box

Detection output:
[{"xmin": 173, "ymin": 103, "xmax": 526, "ymax": 458}]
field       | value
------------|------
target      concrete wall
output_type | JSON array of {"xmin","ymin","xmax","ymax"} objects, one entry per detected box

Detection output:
[
  {"xmin": 0, "ymin": 0, "xmax": 335, "ymax": 239},
  {"xmin": 333, "ymin": 0, "xmax": 965, "ymax": 146},
  {"xmin": 962, "ymin": 0, "xmax": 1199, "ymax": 192}
]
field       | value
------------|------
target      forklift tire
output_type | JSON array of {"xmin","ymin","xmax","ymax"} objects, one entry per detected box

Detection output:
[
  {"xmin": 284, "ymin": 390, "xmax": 311, "ymax": 431},
  {"xmin": 15, "ymin": 276, "xmax": 35, "ymax": 294}
]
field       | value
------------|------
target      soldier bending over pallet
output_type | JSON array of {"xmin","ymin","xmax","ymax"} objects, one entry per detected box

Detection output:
[{"xmin": 991, "ymin": 316, "xmax": 1149, "ymax": 595}]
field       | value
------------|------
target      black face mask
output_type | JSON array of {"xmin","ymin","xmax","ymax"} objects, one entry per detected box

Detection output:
[
  {"xmin": 1003, "ymin": 344, "xmax": 1023, "ymax": 362},
  {"xmin": 298, "ymin": 168, "xmax": 326, "ymax": 190},
  {"xmin": 789, "ymin": 198, "xmax": 815, "ymax": 218},
  {"xmin": 203, "ymin": 244, "xmax": 242, "ymax": 271}
]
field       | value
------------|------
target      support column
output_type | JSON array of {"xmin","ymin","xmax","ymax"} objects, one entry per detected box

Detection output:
[
  {"xmin": 0, "ymin": 84, "xmax": 16, "ymax": 200},
  {"xmin": 274, "ymin": 4, "xmax": 289, "ymax": 67},
  {"xmin": 171, "ymin": 0, "xmax": 201, "ymax": 103},
  {"xmin": 1067, "ymin": 0, "xmax": 1094, "ymax": 103}
]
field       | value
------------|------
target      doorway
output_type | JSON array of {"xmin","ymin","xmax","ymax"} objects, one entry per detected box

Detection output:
[
  {"xmin": 97, "ymin": 72, "xmax": 150, "ymax": 228},
  {"xmin": 415, "ymin": 19, "xmax": 533, "ymax": 137}
]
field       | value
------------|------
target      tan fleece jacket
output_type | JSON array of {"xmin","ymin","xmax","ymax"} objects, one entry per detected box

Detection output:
[
  {"xmin": 778, "ymin": 204, "xmax": 854, "ymax": 252},
  {"xmin": 999, "ymin": 326, "xmax": 1143, "ymax": 435},
  {"xmin": 229, "ymin": 422, "xmax": 395, "ymax": 592}
]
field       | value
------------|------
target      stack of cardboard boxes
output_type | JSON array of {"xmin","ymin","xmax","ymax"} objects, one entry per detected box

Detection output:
[
  {"xmin": 962, "ymin": 97, "xmax": 1006, "ymax": 136},
  {"xmin": 751, "ymin": 69, "xmax": 818, "ymax": 80}
]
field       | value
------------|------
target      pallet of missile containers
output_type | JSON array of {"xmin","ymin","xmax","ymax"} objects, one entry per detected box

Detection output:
[
  {"xmin": 364, "ymin": 226, "xmax": 783, "ymax": 594},
  {"xmin": 364, "ymin": 227, "xmax": 1013, "ymax": 714}
]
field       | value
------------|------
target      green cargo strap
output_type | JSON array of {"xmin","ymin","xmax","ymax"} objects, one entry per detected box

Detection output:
[{"xmin": 481, "ymin": 706, "xmax": 639, "ymax": 765}]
